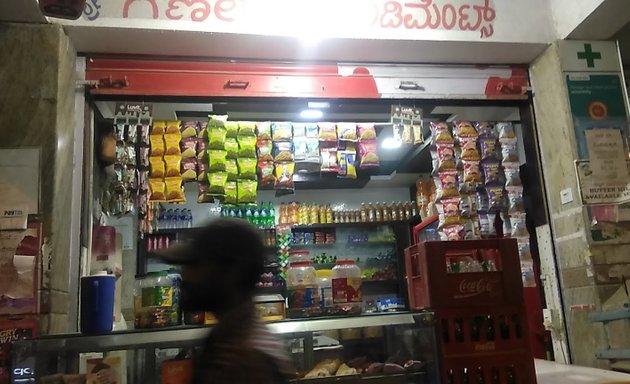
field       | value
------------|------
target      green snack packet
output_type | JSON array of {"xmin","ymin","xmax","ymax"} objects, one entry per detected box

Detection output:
[
  {"xmin": 238, "ymin": 158, "xmax": 257, "ymax": 180},
  {"xmin": 238, "ymin": 121, "xmax": 257, "ymax": 136},
  {"xmin": 208, "ymin": 128, "xmax": 227, "ymax": 150},
  {"xmin": 238, "ymin": 135, "xmax": 257, "ymax": 158},
  {"xmin": 238, "ymin": 180, "xmax": 258, "ymax": 204},
  {"xmin": 225, "ymin": 181, "xmax": 238, "ymax": 205},
  {"xmin": 225, "ymin": 121, "xmax": 239, "ymax": 138},
  {"xmin": 225, "ymin": 138, "xmax": 239, "ymax": 159},
  {"xmin": 208, "ymin": 172, "xmax": 228, "ymax": 194},
  {"xmin": 208, "ymin": 115, "xmax": 228, "ymax": 130},
  {"xmin": 226, "ymin": 159, "xmax": 238, "ymax": 181},
  {"xmin": 208, "ymin": 150, "xmax": 227, "ymax": 172}
]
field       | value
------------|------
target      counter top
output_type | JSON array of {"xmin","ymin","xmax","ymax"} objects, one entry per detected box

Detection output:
[{"xmin": 536, "ymin": 359, "xmax": 630, "ymax": 384}]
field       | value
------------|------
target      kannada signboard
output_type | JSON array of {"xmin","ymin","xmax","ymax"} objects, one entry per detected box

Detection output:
[{"xmin": 576, "ymin": 160, "xmax": 630, "ymax": 205}]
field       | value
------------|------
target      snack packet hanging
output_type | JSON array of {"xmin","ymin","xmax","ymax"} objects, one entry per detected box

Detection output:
[
  {"xmin": 181, "ymin": 158, "xmax": 197, "ymax": 181},
  {"xmin": 460, "ymin": 138, "xmax": 480, "ymax": 161},
  {"xmin": 431, "ymin": 122, "xmax": 453, "ymax": 144},
  {"xmin": 257, "ymin": 139, "xmax": 273, "ymax": 161},
  {"xmin": 477, "ymin": 188, "xmax": 490, "ymax": 212},
  {"xmin": 150, "ymin": 135, "xmax": 165, "ymax": 157},
  {"xmin": 165, "ymin": 121, "xmax": 181, "ymax": 134},
  {"xmin": 438, "ymin": 197, "xmax": 462, "ymax": 227},
  {"xmin": 208, "ymin": 172, "xmax": 228, "ymax": 195},
  {"xmin": 238, "ymin": 135, "xmax": 257, "ymax": 158},
  {"xmin": 198, "ymin": 121, "xmax": 208, "ymax": 139},
  {"xmin": 357, "ymin": 124, "xmax": 377, "ymax": 142},
  {"xmin": 318, "ymin": 123, "xmax": 337, "ymax": 142},
  {"xmin": 149, "ymin": 179, "xmax": 166, "ymax": 201},
  {"xmin": 476, "ymin": 122, "xmax": 495, "ymax": 137},
  {"xmin": 486, "ymin": 185, "xmax": 505, "ymax": 211},
  {"xmin": 225, "ymin": 182, "xmax": 238, "ymax": 205},
  {"xmin": 150, "ymin": 157, "xmax": 165, "ymax": 179},
  {"xmin": 197, "ymin": 161, "xmax": 208, "ymax": 181},
  {"xmin": 226, "ymin": 159, "xmax": 238, "ymax": 181},
  {"xmin": 501, "ymin": 141, "xmax": 519, "ymax": 164},
  {"xmin": 359, "ymin": 141, "xmax": 380, "ymax": 168},
  {"xmin": 208, "ymin": 115, "xmax": 228, "ymax": 130},
  {"xmin": 238, "ymin": 158, "xmax": 257, "ymax": 180},
  {"xmin": 258, "ymin": 161, "xmax": 276, "ymax": 185},
  {"xmin": 238, "ymin": 180, "xmax": 258, "ymax": 203},
  {"xmin": 165, "ymin": 177, "xmax": 185, "ymax": 202},
  {"xmin": 305, "ymin": 124, "xmax": 319, "ymax": 138},
  {"xmin": 292, "ymin": 123, "xmax": 306, "ymax": 138},
  {"xmin": 480, "ymin": 136, "xmax": 499, "ymax": 161},
  {"xmin": 338, "ymin": 149, "xmax": 357, "ymax": 179},
  {"xmin": 440, "ymin": 225, "xmax": 465, "ymax": 241},
  {"xmin": 139, "ymin": 147, "xmax": 150, "ymax": 168},
  {"xmin": 413, "ymin": 122, "xmax": 423, "ymax": 145},
  {"xmin": 274, "ymin": 162, "xmax": 295, "ymax": 193},
  {"xmin": 180, "ymin": 137, "xmax": 197, "ymax": 158},
  {"xmin": 164, "ymin": 133, "xmax": 182, "ymax": 155},
  {"xmin": 225, "ymin": 138, "xmax": 239, "ymax": 159},
  {"xmin": 462, "ymin": 161, "xmax": 481, "ymax": 185},
  {"xmin": 180, "ymin": 121, "xmax": 198, "ymax": 138},
  {"xmin": 273, "ymin": 141, "xmax": 294, "ymax": 162},
  {"xmin": 305, "ymin": 139, "xmax": 320, "ymax": 161},
  {"xmin": 320, "ymin": 147, "xmax": 339, "ymax": 173},
  {"xmin": 151, "ymin": 121, "xmax": 166, "ymax": 135},
  {"xmin": 225, "ymin": 121, "xmax": 239, "ymax": 138},
  {"xmin": 139, "ymin": 124, "xmax": 150, "ymax": 146},
  {"xmin": 511, "ymin": 214, "xmax": 529, "ymax": 238},
  {"xmin": 497, "ymin": 122, "xmax": 516, "ymax": 142},
  {"xmin": 293, "ymin": 137, "xmax": 308, "ymax": 161},
  {"xmin": 256, "ymin": 122, "xmax": 272, "ymax": 140},
  {"xmin": 460, "ymin": 194, "xmax": 477, "ymax": 218},
  {"xmin": 507, "ymin": 188, "xmax": 525, "ymax": 215},
  {"xmin": 271, "ymin": 122, "xmax": 293, "ymax": 141},
  {"xmin": 454, "ymin": 121, "xmax": 478, "ymax": 139},
  {"xmin": 337, "ymin": 123, "xmax": 358, "ymax": 142},
  {"xmin": 197, "ymin": 182, "xmax": 211, "ymax": 203},
  {"xmin": 482, "ymin": 159, "xmax": 502, "ymax": 185},
  {"xmin": 164, "ymin": 155, "xmax": 182, "ymax": 178},
  {"xmin": 435, "ymin": 169, "xmax": 459, "ymax": 200},
  {"xmin": 504, "ymin": 164, "xmax": 522, "ymax": 187},
  {"xmin": 238, "ymin": 121, "xmax": 257, "ymax": 136},
  {"xmin": 208, "ymin": 150, "xmax": 227, "ymax": 172},
  {"xmin": 196, "ymin": 139, "xmax": 207, "ymax": 160},
  {"xmin": 208, "ymin": 129, "xmax": 227, "ymax": 150},
  {"xmin": 435, "ymin": 143, "xmax": 456, "ymax": 171}
]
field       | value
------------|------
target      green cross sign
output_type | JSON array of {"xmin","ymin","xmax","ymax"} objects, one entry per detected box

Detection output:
[{"xmin": 577, "ymin": 43, "xmax": 602, "ymax": 68}]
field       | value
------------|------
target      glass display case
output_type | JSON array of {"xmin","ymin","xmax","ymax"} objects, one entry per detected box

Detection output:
[{"xmin": 11, "ymin": 312, "xmax": 439, "ymax": 383}]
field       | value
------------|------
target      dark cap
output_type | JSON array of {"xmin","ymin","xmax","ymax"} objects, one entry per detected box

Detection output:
[{"xmin": 155, "ymin": 217, "xmax": 265, "ymax": 268}]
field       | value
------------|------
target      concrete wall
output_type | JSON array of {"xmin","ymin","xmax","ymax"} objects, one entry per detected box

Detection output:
[
  {"xmin": 531, "ymin": 42, "xmax": 630, "ymax": 368},
  {"xmin": 0, "ymin": 23, "xmax": 78, "ymax": 333}
]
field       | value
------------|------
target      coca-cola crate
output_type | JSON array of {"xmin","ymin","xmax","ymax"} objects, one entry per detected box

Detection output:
[
  {"xmin": 435, "ymin": 306, "xmax": 531, "ymax": 357},
  {"xmin": 441, "ymin": 350, "xmax": 537, "ymax": 384},
  {"xmin": 405, "ymin": 239, "xmax": 523, "ymax": 310}
]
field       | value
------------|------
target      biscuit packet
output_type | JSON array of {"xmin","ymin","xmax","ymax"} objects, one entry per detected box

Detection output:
[
  {"xmin": 181, "ymin": 158, "xmax": 197, "ymax": 181},
  {"xmin": 180, "ymin": 121, "xmax": 198, "ymax": 138}
]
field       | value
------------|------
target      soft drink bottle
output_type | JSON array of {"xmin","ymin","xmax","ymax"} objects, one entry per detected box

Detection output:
[
  {"xmin": 179, "ymin": 209, "xmax": 187, "ymax": 229},
  {"xmin": 260, "ymin": 203, "xmax": 269, "ymax": 229},
  {"xmin": 245, "ymin": 206, "xmax": 253, "ymax": 224},
  {"xmin": 268, "ymin": 203, "xmax": 276, "ymax": 228},
  {"xmin": 253, "ymin": 206, "xmax": 261, "ymax": 228},
  {"xmin": 165, "ymin": 209, "xmax": 174, "ymax": 229},
  {"xmin": 186, "ymin": 209, "xmax": 193, "ymax": 228}
]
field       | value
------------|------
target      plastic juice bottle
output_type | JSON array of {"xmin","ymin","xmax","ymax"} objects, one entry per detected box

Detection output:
[
  {"xmin": 326, "ymin": 205, "xmax": 333, "ymax": 224},
  {"xmin": 391, "ymin": 202, "xmax": 399, "ymax": 221},
  {"xmin": 360, "ymin": 203, "xmax": 367, "ymax": 222},
  {"xmin": 382, "ymin": 203, "xmax": 391, "ymax": 222},
  {"xmin": 291, "ymin": 202, "xmax": 299, "ymax": 224},
  {"xmin": 397, "ymin": 202, "xmax": 405, "ymax": 221},
  {"xmin": 374, "ymin": 203, "xmax": 382, "ymax": 222},
  {"xmin": 310, "ymin": 204, "xmax": 319, "ymax": 224},
  {"xmin": 319, "ymin": 205, "xmax": 326, "ymax": 224}
]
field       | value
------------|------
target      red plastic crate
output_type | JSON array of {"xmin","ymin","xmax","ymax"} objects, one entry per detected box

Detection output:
[
  {"xmin": 435, "ymin": 306, "xmax": 531, "ymax": 358},
  {"xmin": 441, "ymin": 350, "xmax": 537, "ymax": 384},
  {"xmin": 405, "ymin": 240, "xmax": 523, "ymax": 310}
]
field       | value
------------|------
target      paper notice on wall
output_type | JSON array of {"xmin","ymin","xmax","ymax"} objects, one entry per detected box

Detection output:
[
  {"xmin": 576, "ymin": 160, "xmax": 630, "ymax": 205},
  {"xmin": 585, "ymin": 129, "xmax": 629, "ymax": 183}
]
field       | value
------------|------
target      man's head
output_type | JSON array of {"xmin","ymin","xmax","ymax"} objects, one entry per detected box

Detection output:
[{"xmin": 157, "ymin": 218, "xmax": 265, "ymax": 313}]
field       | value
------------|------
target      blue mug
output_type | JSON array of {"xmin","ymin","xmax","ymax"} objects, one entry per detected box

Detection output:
[{"xmin": 80, "ymin": 272, "xmax": 116, "ymax": 335}]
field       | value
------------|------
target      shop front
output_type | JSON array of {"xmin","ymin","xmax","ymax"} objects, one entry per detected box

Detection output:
[{"xmin": 5, "ymin": 52, "xmax": 551, "ymax": 383}]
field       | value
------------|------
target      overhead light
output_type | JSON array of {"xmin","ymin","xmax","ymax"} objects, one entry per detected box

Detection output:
[
  {"xmin": 308, "ymin": 101, "xmax": 330, "ymax": 109},
  {"xmin": 300, "ymin": 109, "xmax": 324, "ymax": 119},
  {"xmin": 382, "ymin": 137, "xmax": 402, "ymax": 149}
]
